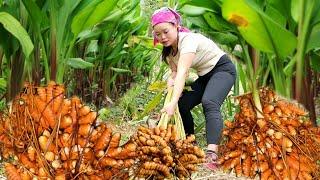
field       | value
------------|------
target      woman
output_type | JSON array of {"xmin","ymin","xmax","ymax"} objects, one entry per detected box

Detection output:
[{"xmin": 152, "ymin": 7, "xmax": 236, "ymax": 170}]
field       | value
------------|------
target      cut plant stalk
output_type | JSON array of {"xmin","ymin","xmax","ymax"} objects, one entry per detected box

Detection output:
[
  {"xmin": 157, "ymin": 87, "xmax": 186, "ymax": 140},
  {"xmin": 240, "ymin": 38, "xmax": 264, "ymax": 119},
  {"xmin": 174, "ymin": 107, "xmax": 186, "ymax": 140}
]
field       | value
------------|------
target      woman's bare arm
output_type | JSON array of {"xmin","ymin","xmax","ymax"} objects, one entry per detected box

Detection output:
[{"xmin": 170, "ymin": 53, "xmax": 195, "ymax": 105}]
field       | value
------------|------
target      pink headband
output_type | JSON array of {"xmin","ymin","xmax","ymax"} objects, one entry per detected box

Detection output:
[{"xmin": 151, "ymin": 7, "xmax": 190, "ymax": 46}]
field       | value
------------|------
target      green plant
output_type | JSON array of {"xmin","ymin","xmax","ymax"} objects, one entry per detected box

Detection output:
[
  {"xmin": 0, "ymin": 11, "xmax": 34, "ymax": 100},
  {"xmin": 179, "ymin": 0, "xmax": 320, "ymax": 124}
]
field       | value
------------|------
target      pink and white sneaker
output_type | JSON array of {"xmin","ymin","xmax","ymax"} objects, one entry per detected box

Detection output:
[{"xmin": 203, "ymin": 150, "xmax": 218, "ymax": 171}]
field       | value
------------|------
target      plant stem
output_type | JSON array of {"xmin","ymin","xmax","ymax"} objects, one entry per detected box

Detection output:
[
  {"xmin": 49, "ymin": 0, "xmax": 57, "ymax": 81},
  {"xmin": 157, "ymin": 86, "xmax": 186, "ymax": 139},
  {"xmin": 295, "ymin": 0, "xmax": 313, "ymax": 101},
  {"xmin": 56, "ymin": 38, "xmax": 76, "ymax": 83},
  {"xmin": 40, "ymin": 36, "xmax": 50, "ymax": 82},
  {"xmin": 158, "ymin": 87, "xmax": 173, "ymax": 128},
  {"xmin": 240, "ymin": 38, "xmax": 263, "ymax": 118}
]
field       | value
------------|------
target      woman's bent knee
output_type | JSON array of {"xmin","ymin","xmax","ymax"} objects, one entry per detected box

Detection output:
[{"xmin": 201, "ymin": 99, "xmax": 220, "ymax": 110}]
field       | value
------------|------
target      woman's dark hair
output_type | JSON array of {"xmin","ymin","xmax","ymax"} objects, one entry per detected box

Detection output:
[{"xmin": 162, "ymin": 46, "xmax": 171, "ymax": 64}]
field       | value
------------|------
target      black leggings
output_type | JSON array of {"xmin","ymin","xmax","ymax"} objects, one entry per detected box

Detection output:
[{"xmin": 178, "ymin": 54, "xmax": 236, "ymax": 144}]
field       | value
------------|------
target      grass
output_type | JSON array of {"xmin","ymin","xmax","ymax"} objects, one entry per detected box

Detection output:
[{"xmin": 99, "ymin": 81, "xmax": 162, "ymax": 125}]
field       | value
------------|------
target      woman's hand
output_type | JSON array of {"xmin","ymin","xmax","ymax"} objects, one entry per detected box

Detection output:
[
  {"xmin": 161, "ymin": 101, "xmax": 176, "ymax": 116},
  {"xmin": 167, "ymin": 77, "xmax": 175, "ymax": 88}
]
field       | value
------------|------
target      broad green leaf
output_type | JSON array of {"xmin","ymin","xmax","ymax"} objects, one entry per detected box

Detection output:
[
  {"xmin": 128, "ymin": 17, "xmax": 145, "ymax": 34},
  {"xmin": 71, "ymin": 0, "xmax": 117, "ymax": 37},
  {"xmin": 106, "ymin": 37, "xmax": 127, "ymax": 60},
  {"xmin": 306, "ymin": 23, "xmax": 320, "ymax": 52},
  {"xmin": 0, "ymin": 0, "xmax": 19, "ymax": 17},
  {"xmin": 128, "ymin": 36, "xmax": 154, "ymax": 48},
  {"xmin": 110, "ymin": 67, "xmax": 131, "ymax": 74},
  {"xmin": 76, "ymin": 29, "xmax": 102, "ymax": 43},
  {"xmin": 67, "ymin": 58, "xmax": 94, "ymax": 69},
  {"xmin": 207, "ymin": 31, "xmax": 238, "ymax": 45},
  {"xmin": 85, "ymin": 40, "xmax": 98, "ymax": 54},
  {"xmin": 21, "ymin": 0, "xmax": 48, "ymax": 28},
  {"xmin": 222, "ymin": 0, "xmax": 297, "ymax": 58},
  {"xmin": 81, "ymin": 0, "xmax": 117, "ymax": 31},
  {"xmin": 310, "ymin": 53, "xmax": 320, "ymax": 72},
  {"xmin": 268, "ymin": 0, "xmax": 292, "ymax": 19},
  {"xmin": 0, "ymin": 77, "xmax": 6, "ymax": 90},
  {"xmin": 179, "ymin": 5, "xmax": 209, "ymax": 16},
  {"xmin": 0, "ymin": 25, "xmax": 11, "ymax": 57},
  {"xmin": 136, "ymin": 91, "xmax": 163, "ymax": 120},
  {"xmin": 57, "ymin": 0, "xmax": 81, "ymax": 47},
  {"xmin": 265, "ymin": 5, "xmax": 286, "ymax": 27},
  {"xmin": 148, "ymin": 81, "xmax": 167, "ymax": 92},
  {"xmin": 71, "ymin": 0, "xmax": 94, "ymax": 13},
  {"xmin": 71, "ymin": 0, "xmax": 101, "ymax": 37},
  {"xmin": 116, "ymin": 20, "xmax": 131, "ymax": 33},
  {"xmin": 291, "ymin": 0, "xmax": 299, "ymax": 22},
  {"xmin": 203, "ymin": 12, "xmax": 236, "ymax": 31},
  {"xmin": 311, "ymin": 0, "xmax": 320, "ymax": 25},
  {"xmin": 179, "ymin": 0, "xmax": 221, "ymax": 12},
  {"xmin": 96, "ymin": 23, "xmax": 117, "ymax": 42},
  {"xmin": 0, "ymin": 12, "xmax": 34, "ymax": 57},
  {"xmin": 267, "ymin": 0, "xmax": 297, "ymax": 30},
  {"xmin": 187, "ymin": 16, "xmax": 210, "ymax": 29},
  {"xmin": 84, "ymin": 57, "xmax": 96, "ymax": 63},
  {"xmin": 107, "ymin": 48, "xmax": 127, "ymax": 61},
  {"xmin": 103, "ymin": 9, "xmax": 124, "ymax": 22}
]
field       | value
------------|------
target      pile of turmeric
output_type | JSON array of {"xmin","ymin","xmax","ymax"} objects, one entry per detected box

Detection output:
[
  {"xmin": 0, "ymin": 82, "xmax": 137, "ymax": 179},
  {"xmin": 219, "ymin": 88, "xmax": 320, "ymax": 180},
  {"xmin": 133, "ymin": 125, "xmax": 205, "ymax": 179},
  {"xmin": 0, "ymin": 82, "xmax": 207, "ymax": 180}
]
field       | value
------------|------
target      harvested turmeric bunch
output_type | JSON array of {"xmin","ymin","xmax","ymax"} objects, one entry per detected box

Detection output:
[
  {"xmin": 0, "ymin": 82, "xmax": 137, "ymax": 180},
  {"xmin": 219, "ymin": 87, "xmax": 320, "ymax": 180},
  {"xmin": 133, "ymin": 125, "xmax": 205, "ymax": 179}
]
